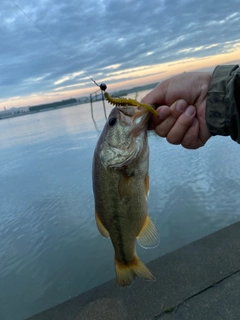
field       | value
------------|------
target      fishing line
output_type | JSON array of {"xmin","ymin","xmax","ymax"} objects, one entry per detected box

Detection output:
[
  {"xmin": 8, "ymin": 0, "xmax": 104, "ymax": 90},
  {"xmin": 8, "ymin": 1, "xmax": 158, "ymax": 116}
]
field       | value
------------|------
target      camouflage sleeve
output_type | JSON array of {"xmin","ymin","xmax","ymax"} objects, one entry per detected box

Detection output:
[{"xmin": 206, "ymin": 65, "xmax": 240, "ymax": 143}]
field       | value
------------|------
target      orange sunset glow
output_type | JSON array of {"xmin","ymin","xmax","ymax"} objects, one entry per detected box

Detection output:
[{"xmin": 1, "ymin": 48, "xmax": 239, "ymax": 110}]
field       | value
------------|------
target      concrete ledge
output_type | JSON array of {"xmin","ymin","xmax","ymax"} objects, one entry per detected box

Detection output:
[{"xmin": 28, "ymin": 221, "xmax": 240, "ymax": 320}]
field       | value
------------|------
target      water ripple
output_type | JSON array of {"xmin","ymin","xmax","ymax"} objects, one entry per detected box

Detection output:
[{"xmin": 1, "ymin": 101, "xmax": 240, "ymax": 319}]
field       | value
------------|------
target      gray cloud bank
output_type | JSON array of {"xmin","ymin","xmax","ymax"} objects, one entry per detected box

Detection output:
[{"xmin": 0, "ymin": 0, "xmax": 240, "ymax": 101}]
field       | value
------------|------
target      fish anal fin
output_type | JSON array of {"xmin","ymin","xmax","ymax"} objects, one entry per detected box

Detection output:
[
  {"xmin": 115, "ymin": 256, "xmax": 155, "ymax": 287},
  {"xmin": 95, "ymin": 210, "xmax": 110, "ymax": 238},
  {"xmin": 144, "ymin": 174, "xmax": 150, "ymax": 199},
  {"xmin": 137, "ymin": 215, "xmax": 160, "ymax": 249}
]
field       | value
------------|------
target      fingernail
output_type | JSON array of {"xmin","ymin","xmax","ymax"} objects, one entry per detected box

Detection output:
[
  {"xmin": 185, "ymin": 105, "xmax": 196, "ymax": 117},
  {"xmin": 176, "ymin": 100, "xmax": 187, "ymax": 113}
]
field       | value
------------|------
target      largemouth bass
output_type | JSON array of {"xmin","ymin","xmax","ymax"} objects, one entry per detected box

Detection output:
[{"xmin": 92, "ymin": 103, "xmax": 159, "ymax": 287}]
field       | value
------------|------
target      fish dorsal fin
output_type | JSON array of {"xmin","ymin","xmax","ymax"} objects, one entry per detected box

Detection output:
[
  {"xmin": 137, "ymin": 215, "xmax": 160, "ymax": 249},
  {"xmin": 95, "ymin": 210, "xmax": 110, "ymax": 238}
]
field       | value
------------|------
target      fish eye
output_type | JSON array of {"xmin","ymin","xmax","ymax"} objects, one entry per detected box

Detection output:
[{"xmin": 108, "ymin": 117, "xmax": 117, "ymax": 126}]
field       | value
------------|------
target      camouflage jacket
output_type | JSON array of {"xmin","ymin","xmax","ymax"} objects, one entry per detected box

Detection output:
[{"xmin": 206, "ymin": 64, "xmax": 240, "ymax": 143}]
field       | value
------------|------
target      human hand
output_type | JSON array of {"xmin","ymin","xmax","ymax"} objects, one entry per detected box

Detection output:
[{"xmin": 142, "ymin": 72, "xmax": 212, "ymax": 149}]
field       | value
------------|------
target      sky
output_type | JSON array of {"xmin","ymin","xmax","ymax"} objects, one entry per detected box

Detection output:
[{"xmin": 0, "ymin": 0, "xmax": 240, "ymax": 109}]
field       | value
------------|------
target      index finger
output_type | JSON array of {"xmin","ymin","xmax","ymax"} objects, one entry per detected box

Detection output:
[
  {"xmin": 154, "ymin": 99, "xmax": 190, "ymax": 137},
  {"xmin": 148, "ymin": 105, "xmax": 171, "ymax": 130}
]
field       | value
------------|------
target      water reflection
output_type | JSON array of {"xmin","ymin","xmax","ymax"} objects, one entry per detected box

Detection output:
[{"xmin": 0, "ymin": 95, "xmax": 240, "ymax": 319}]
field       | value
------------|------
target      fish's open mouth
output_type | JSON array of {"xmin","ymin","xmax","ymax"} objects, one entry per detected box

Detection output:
[
  {"xmin": 118, "ymin": 105, "xmax": 150, "ymax": 125},
  {"xmin": 117, "ymin": 106, "xmax": 135, "ymax": 117}
]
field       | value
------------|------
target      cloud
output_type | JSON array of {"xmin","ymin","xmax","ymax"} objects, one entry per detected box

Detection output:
[
  {"xmin": 0, "ymin": 0, "xmax": 240, "ymax": 108},
  {"xmin": 102, "ymin": 64, "xmax": 121, "ymax": 70}
]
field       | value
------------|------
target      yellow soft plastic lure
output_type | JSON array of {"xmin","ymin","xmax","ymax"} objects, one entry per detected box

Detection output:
[{"xmin": 104, "ymin": 92, "xmax": 158, "ymax": 117}]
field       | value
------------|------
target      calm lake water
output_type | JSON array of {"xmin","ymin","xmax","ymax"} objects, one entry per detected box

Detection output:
[{"xmin": 1, "ymin": 90, "xmax": 240, "ymax": 320}]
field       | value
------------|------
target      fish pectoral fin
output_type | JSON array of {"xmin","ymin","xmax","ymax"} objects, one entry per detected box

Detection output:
[
  {"xmin": 115, "ymin": 255, "xmax": 155, "ymax": 287},
  {"xmin": 144, "ymin": 174, "xmax": 150, "ymax": 199},
  {"xmin": 118, "ymin": 172, "xmax": 133, "ymax": 200},
  {"xmin": 95, "ymin": 210, "xmax": 110, "ymax": 238},
  {"xmin": 137, "ymin": 215, "xmax": 160, "ymax": 249}
]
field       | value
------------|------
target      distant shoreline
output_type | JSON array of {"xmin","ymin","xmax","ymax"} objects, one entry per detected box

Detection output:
[{"xmin": 0, "ymin": 82, "xmax": 159, "ymax": 121}]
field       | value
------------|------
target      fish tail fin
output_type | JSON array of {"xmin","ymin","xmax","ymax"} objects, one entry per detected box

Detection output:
[{"xmin": 114, "ymin": 255, "xmax": 155, "ymax": 287}]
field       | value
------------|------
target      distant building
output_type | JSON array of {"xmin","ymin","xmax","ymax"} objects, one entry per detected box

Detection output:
[
  {"xmin": 0, "ymin": 106, "xmax": 30, "ymax": 119},
  {"xmin": 0, "ymin": 110, "xmax": 14, "ymax": 119}
]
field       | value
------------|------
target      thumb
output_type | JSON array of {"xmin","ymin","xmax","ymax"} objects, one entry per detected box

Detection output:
[{"xmin": 141, "ymin": 82, "xmax": 167, "ymax": 106}]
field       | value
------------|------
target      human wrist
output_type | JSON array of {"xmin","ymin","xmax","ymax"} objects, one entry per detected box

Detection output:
[{"xmin": 206, "ymin": 65, "xmax": 240, "ymax": 142}]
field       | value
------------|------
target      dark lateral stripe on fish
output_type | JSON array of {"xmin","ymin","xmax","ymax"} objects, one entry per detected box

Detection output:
[{"xmin": 112, "ymin": 210, "xmax": 128, "ymax": 264}]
